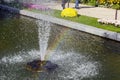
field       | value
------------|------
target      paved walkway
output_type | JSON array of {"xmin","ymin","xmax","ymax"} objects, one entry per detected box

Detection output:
[{"xmin": 47, "ymin": 2, "xmax": 120, "ymax": 20}]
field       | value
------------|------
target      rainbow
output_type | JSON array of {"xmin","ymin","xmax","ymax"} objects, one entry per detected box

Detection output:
[{"xmin": 44, "ymin": 27, "xmax": 70, "ymax": 60}]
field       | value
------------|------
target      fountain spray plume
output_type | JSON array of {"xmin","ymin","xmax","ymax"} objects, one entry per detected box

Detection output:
[
  {"xmin": 25, "ymin": 21, "xmax": 58, "ymax": 72},
  {"xmin": 37, "ymin": 20, "xmax": 51, "ymax": 61},
  {"xmin": 32, "ymin": 0, "xmax": 56, "ymax": 61}
]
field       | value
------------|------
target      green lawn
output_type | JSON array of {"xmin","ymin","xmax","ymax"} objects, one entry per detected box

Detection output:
[{"xmin": 26, "ymin": 9, "xmax": 120, "ymax": 33}]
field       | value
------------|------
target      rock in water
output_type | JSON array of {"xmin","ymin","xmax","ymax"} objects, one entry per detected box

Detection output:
[{"xmin": 26, "ymin": 60, "xmax": 58, "ymax": 72}]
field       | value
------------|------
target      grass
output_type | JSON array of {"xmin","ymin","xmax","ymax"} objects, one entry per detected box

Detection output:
[{"xmin": 26, "ymin": 9, "xmax": 120, "ymax": 33}]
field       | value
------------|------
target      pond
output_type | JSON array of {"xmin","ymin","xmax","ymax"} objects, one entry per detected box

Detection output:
[{"xmin": 0, "ymin": 10, "xmax": 120, "ymax": 80}]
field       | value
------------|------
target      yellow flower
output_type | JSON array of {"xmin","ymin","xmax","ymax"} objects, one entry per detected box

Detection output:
[{"xmin": 61, "ymin": 8, "xmax": 78, "ymax": 17}]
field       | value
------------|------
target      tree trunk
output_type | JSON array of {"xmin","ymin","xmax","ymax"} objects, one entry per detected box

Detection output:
[{"xmin": 115, "ymin": 9, "xmax": 118, "ymax": 20}]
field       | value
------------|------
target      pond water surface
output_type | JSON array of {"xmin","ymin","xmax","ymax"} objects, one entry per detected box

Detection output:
[{"xmin": 0, "ymin": 10, "xmax": 120, "ymax": 80}]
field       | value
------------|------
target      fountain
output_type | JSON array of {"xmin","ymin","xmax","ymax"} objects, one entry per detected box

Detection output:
[
  {"xmin": 1, "ymin": 0, "xmax": 120, "ymax": 80},
  {"xmin": 26, "ymin": 20, "xmax": 58, "ymax": 72}
]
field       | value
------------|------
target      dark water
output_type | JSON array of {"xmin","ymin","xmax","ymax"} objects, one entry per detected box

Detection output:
[{"xmin": 0, "ymin": 10, "xmax": 120, "ymax": 80}]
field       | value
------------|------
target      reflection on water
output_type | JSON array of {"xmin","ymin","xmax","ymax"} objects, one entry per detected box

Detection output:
[{"xmin": 0, "ymin": 11, "xmax": 120, "ymax": 80}]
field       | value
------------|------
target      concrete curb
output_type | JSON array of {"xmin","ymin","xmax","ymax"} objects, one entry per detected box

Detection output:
[{"xmin": 0, "ymin": 4, "xmax": 120, "ymax": 42}]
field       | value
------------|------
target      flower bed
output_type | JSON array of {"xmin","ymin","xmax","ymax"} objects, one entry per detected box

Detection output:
[
  {"xmin": 23, "ymin": 3, "xmax": 50, "ymax": 11},
  {"xmin": 98, "ymin": 18, "xmax": 120, "ymax": 26}
]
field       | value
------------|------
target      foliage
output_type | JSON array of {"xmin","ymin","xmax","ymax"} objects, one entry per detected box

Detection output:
[
  {"xmin": 99, "ymin": 0, "xmax": 120, "ymax": 9},
  {"xmin": 71, "ymin": 0, "xmax": 120, "ymax": 9},
  {"xmin": 99, "ymin": 0, "xmax": 120, "ymax": 4}
]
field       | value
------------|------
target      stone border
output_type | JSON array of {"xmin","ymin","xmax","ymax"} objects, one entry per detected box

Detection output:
[{"xmin": 0, "ymin": 4, "xmax": 120, "ymax": 42}]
